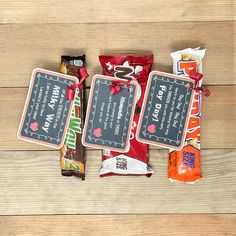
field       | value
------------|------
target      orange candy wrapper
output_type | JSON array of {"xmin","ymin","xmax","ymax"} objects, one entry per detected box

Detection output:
[{"xmin": 168, "ymin": 48, "xmax": 206, "ymax": 183}]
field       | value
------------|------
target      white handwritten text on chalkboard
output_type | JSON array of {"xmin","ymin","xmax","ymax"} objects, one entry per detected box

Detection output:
[
  {"xmin": 18, "ymin": 69, "xmax": 78, "ymax": 149},
  {"xmin": 137, "ymin": 71, "xmax": 194, "ymax": 149},
  {"xmin": 82, "ymin": 75, "xmax": 138, "ymax": 152}
]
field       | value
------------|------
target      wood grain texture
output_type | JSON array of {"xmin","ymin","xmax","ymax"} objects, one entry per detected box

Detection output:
[
  {"xmin": 0, "ymin": 215, "xmax": 235, "ymax": 236},
  {"xmin": 0, "ymin": 149, "xmax": 235, "ymax": 215},
  {"xmin": 1, "ymin": 86, "xmax": 235, "ymax": 151},
  {"xmin": 0, "ymin": 0, "xmax": 235, "ymax": 228},
  {"xmin": 0, "ymin": 21, "xmax": 234, "ymax": 87},
  {"xmin": 0, "ymin": 0, "xmax": 233, "ymax": 24}
]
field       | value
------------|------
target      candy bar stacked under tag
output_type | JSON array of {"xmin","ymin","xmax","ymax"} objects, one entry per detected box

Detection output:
[
  {"xmin": 168, "ymin": 48, "xmax": 206, "ymax": 183},
  {"xmin": 59, "ymin": 55, "xmax": 86, "ymax": 180},
  {"xmin": 99, "ymin": 55, "xmax": 154, "ymax": 177}
]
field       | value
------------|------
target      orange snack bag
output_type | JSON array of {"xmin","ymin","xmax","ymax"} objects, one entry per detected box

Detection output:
[{"xmin": 168, "ymin": 48, "xmax": 206, "ymax": 183}]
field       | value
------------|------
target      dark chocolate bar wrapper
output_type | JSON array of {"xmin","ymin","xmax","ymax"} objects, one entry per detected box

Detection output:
[{"xmin": 59, "ymin": 55, "xmax": 86, "ymax": 180}]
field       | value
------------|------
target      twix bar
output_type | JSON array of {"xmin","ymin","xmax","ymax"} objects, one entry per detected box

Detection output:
[
  {"xmin": 59, "ymin": 55, "xmax": 87, "ymax": 180},
  {"xmin": 168, "ymin": 48, "xmax": 206, "ymax": 183}
]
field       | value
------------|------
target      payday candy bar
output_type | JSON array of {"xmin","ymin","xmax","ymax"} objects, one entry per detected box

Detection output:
[
  {"xmin": 99, "ymin": 55, "xmax": 154, "ymax": 177},
  {"xmin": 59, "ymin": 55, "xmax": 87, "ymax": 180},
  {"xmin": 168, "ymin": 48, "xmax": 206, "ymax": 183}
]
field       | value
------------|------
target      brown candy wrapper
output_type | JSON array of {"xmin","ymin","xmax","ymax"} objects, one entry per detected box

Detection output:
[{"xmin": 59, "ymin": 55, "xmax": 86, "ymax": 180}]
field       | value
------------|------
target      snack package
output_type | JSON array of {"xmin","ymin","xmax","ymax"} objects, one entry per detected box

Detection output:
[
  {"xmin": 99, "ymin": 55, "xmax": 154, "ymax": 177},
  {"xmin": 59, "ymin": 55, "xmax": 87, "ymax": 180},
  {"xmin": 168, "ymin": 48, "xmax": 206, "ymax": 183}
]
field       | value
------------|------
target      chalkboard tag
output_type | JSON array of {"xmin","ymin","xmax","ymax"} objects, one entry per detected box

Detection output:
[
  {"xmin": 82, "ymin": 75, "xmax": 138, "ymax": 152},
  {"xmin": 136, "ymin": 71, "xmax": 195, "ymax": 150},
  {"xmin": 18, "ymin": 68, "xmax": 79, "ymax": 149}
]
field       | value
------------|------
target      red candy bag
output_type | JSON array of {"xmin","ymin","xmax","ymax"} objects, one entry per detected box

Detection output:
[{"xmin": 99, "ymin": 55, "xmax": 154, "ymax": 177}]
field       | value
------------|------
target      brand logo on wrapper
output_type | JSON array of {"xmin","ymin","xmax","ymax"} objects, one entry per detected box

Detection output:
[
  {"xmin": 175, "ymin": 60, "xmax": 202, "ymax": 146},
  {"xmin": 178, "ymin": 63, "xmax": 202, "ymax": 146},
  {"xmin": 106, "ymin": 61, "xmax": 143, "ymax": 100},
  {"xmin": 64, "ymin": 91, "xmax": 82, "ymax": 149},
  {"xmin": 177, "ymin": 61, "xmax": 197, "ymax": 75},
  {"xmin": 106, "ymin": 61, "xmax": 144, "ymax": 80},
  {"xmin": 114, "ymin": 65, "xmax": 135, "ymax": 80},
  {"xmin": 185, "ymin": 92, "xmax": 201, "ymax": 146}
]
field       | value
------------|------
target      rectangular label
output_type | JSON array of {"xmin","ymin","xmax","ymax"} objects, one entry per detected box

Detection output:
[
  {"xmin": 137, "ymin": 71, "xmax": 194, "ymax": 149},
  {"xmin": 18, "ymin": 68, "xmax": 78, "ymax": 149},
  {"xmin": 82, "ymin": 75, "xmax": 138, "ymax": 152}
]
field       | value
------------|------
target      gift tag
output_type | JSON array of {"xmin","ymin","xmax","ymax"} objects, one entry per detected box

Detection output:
[
  {"xmin": 137, "ymin": 71, "xmax": 195, "ymax": 150},
  {"xmin": 82, "ymin": 75, "xmax": 138, "ymax": 152},
  {"xmin": 18, "ymin": 68, "xmax": 78, "ymax": 149}
]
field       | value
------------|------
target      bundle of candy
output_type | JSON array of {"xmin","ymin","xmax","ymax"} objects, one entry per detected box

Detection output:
[
  {"xmin": 99, "ymin": 55, "xmax": 154, "ymax": 177},
  {"xmin": 59, "ymin": 55, "xmax": 88, "ymax": 180},
  {"xmin": 168, "ymin": 48, "xmax": 206, "ymax": 183}
]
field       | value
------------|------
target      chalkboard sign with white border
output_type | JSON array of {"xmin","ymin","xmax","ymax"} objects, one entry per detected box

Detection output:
[
  {"xmin": 17, "ymin": 68, "xmax": 78, "ymax": 149},
  {"xmin": 82, "ymin": 75, "xmax": 138, "ymax": 152},
  {"xmin": 136, "ymin": 71, "xmax": 195, "ymax": 150}
]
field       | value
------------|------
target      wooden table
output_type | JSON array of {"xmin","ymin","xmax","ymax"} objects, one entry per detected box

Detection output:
[{"xmin": 0, "ymin": 1, "xmax": 235, "ymax": 235}]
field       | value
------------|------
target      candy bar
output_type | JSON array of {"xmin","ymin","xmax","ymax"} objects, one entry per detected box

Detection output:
[
  {"xmin": 168, "ymin": 48, "xmax": 206, "ymax": 183},
  {"xmin": 59, "ymin": 55, "xmax": 87, "ymax": 180},
  {"xmin": 99, "ymin": 55, "xmax": 154, "ymax": 177}
]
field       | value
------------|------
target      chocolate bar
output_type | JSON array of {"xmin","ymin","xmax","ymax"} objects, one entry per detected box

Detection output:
[
  {"xmin": 168, "ymin": 48, "xmax": 206, "ymax": 183},
  {"xmin": 59, "ymin": 55, "xmax": 87, "ymax": 180}
]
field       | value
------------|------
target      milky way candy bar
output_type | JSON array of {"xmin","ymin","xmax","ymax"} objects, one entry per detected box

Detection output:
[{"xmin": 59, "ymin": 55, "xmax": 86, "ymax": 180}]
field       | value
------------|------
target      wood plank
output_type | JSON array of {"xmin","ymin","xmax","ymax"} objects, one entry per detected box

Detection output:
[
  {"xmin": 0, "ymin": 215, "xmax": 235, "ymax": 236},
  {"xmin": 201, "ymin": 85, "xmax": 236, "ymax": 148},
  {"xmin": 0, "ymin": 86, "xmax": 235, "ymax": 150},
  {"xmin": 0, "ymin": 21, "xmax": 234, "ymax": 87},
  {"xmin": 0, "ymin": 0, "xmax": 233, "ymax": 24},
  {"xmin": 0, "ymin": 149, "xmax": 235, "ymax": 215}
]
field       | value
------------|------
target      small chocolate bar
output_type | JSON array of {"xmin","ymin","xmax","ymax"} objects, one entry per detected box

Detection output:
[{"xmin": 59, "ymin": 55, "xmax": 87, "ymax": 180}]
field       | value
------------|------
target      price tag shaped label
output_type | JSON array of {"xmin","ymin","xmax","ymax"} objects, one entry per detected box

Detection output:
[
  {"xmin": 137, "ymin": 71, "xmax": 195, "ymax": 150},
  {"xmin": 82, "ymin": 75, "xmax": 138, "ymax": 152},
  {"xmin": 18, "ymin": 68, "xmax": 78, "ymax": 149}
]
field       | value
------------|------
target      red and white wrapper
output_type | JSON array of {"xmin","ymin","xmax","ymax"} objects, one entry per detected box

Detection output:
[{"xmin": 99, "ymin": 55, "xmax": 154, "ymax": 177}]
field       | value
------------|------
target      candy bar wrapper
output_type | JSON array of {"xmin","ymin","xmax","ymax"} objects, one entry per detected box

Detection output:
[
  {"xmin": 99, "ymin": 55, "xmax": 154, "ymax": 177},
  {"xmin": 59, "ymin": 55, "xmax": 86, "ymax": 180},
  {"xmin": 168, "ymin": 48, "xmax": 206, "ymax": 183}
]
